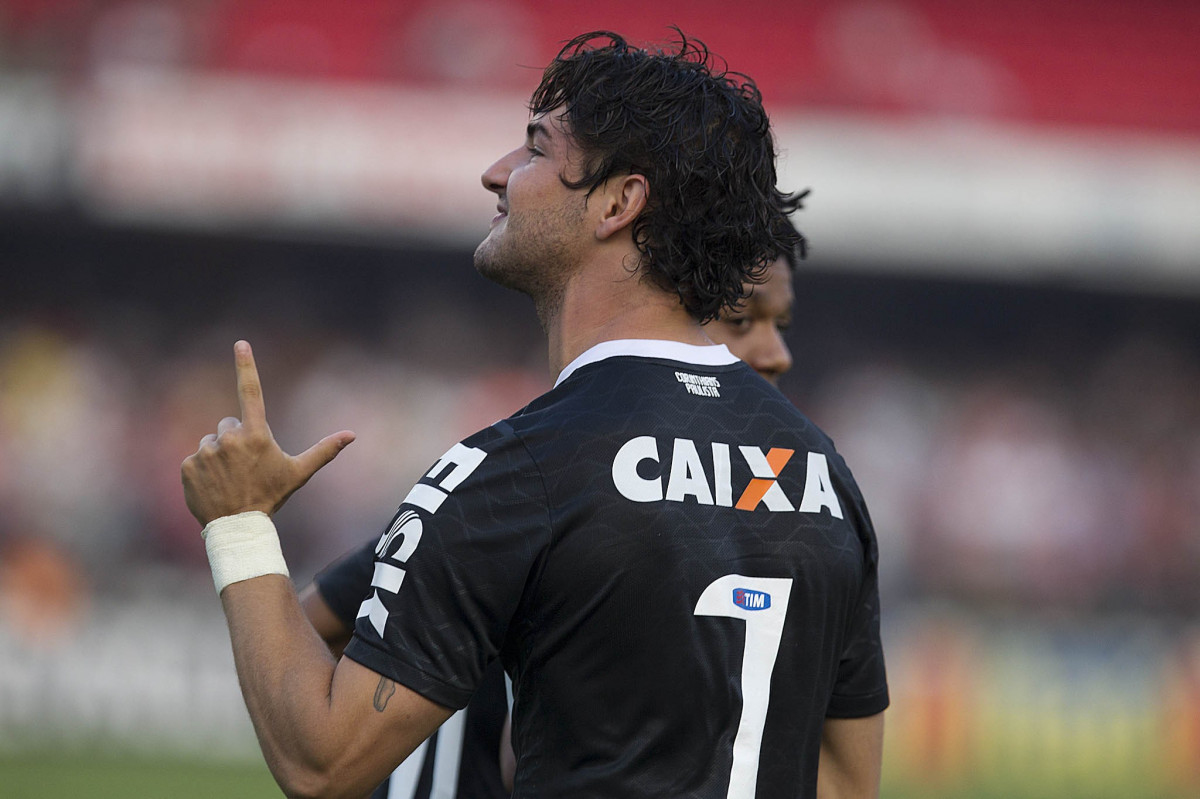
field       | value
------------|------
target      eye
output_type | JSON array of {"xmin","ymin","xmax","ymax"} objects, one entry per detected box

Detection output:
[
  {"xmin": 775, "ymin": 318, "xmax": 791, "ymax": 333},
  {"xmin": 725, "ymin": 317, "xmax": 751, "ymax": 332},
  {"xmin": 526, "ymin": 145, "xmax": 543, "ymax": 158}
]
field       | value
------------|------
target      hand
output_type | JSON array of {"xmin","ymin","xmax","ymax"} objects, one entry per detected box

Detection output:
[{"xmin": 181, "ymin": 340, "xmax": 356, "ymax": 526}]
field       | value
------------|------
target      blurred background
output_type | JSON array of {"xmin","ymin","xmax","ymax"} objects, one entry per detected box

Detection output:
[{"xmin": 1, "ymin": 1, "xmax": 1199, "ymax": 796}]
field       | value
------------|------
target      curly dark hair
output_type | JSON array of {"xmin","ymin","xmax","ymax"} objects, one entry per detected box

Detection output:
[
  {"xmin": 775, "ymin": 198, "xmax": 809, "ymax": 273},
  {"xmin": 530, "ymin": 29, "xmax": 805, "ymax": 323}
]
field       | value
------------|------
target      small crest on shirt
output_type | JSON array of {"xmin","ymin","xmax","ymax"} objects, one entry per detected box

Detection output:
[{"xmin": 675, "ymin": 371, "xmax": 720, "ymax": 398}]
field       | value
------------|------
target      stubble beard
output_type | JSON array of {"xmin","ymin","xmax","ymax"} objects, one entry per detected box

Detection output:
[{"xmin": 473, "ymin": 204, "xmax": 585, "ymax": 330}]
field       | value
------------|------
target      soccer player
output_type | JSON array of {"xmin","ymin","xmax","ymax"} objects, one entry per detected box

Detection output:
[
  {"xmin": 182, "ymin": 30, "xmax": 887, "ymax": 799},
  {"xmin": 297, "ymin": 237, "xmax": 801, "ymax": 799},
  {"xmin": 706, "ymin": 238, "xmax": 798, "ymax": 387}
]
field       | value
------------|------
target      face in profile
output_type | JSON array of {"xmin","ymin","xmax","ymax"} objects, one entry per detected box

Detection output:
[
  {"xmin": 474, "ymin": 111, "xmax": 590, "ymax": 307},
  {"xmin": 706, "ymin": 256, "xmax": 794, "ymax": 385}
]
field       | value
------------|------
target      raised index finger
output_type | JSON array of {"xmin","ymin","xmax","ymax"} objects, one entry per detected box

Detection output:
[{"xmin": 234, "ymin": 340, "xmax": 267, "ymax": 427}]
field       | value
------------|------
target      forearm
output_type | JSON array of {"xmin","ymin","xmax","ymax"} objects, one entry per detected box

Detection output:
[
  {"xmin": 220, "ymin": 575, "xmax": 350, "ymax": 796},
  {"xmin": 219, "ymin": 573, "xmax": 451, "ymax": 798}
]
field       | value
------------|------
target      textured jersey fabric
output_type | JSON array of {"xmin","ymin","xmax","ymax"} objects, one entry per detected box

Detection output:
[
  {"xmin": 315, "ymin": 547, "xmax": 510, "ymax": 799},
  {"xmin": 344, "ymin": 340, "xmax": 888, "ymax": 798}
]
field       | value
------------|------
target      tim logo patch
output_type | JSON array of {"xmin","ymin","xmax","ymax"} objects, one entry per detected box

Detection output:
[{"xmin": 732, "ymin": 587, "xmax": 771, "ymax": 611}]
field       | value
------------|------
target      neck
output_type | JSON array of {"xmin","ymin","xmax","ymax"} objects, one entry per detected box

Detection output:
[{"xmin": 542, "ymin": 257, "xmax": 712, "ymax": 378}]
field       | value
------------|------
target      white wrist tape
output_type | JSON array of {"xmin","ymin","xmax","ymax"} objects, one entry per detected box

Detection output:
[{"xmin": 202, "ymin": 511, "xmax": 290, "ymax": 594}]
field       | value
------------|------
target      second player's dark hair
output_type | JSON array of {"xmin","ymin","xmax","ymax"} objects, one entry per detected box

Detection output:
[{"xmin": 530, "ymin": 29, "xmax": 805, "ymax": 323}]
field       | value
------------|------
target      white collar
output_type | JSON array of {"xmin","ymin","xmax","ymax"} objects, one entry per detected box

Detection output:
[{"xmin": 554, "ymin": 339, "xmax": 738, "ymax": 387}]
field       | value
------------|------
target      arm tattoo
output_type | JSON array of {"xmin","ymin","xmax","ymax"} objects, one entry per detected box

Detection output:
[{"xmin": 373, "ymin": 676, "xmax": 397, "ymax": 712}]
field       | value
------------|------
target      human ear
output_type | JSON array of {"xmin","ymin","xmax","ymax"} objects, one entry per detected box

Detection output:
[{"xmin": 594, "ymin": 174, "xmax": 648, "ymax": 241}]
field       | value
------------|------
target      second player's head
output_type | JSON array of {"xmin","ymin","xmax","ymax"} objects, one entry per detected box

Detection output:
[{"xmin": 706, "ymin": 233, "xmax": 798, "ymax": 385}]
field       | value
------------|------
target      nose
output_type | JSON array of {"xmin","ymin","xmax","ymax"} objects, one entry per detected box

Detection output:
[
  {"xmin": 751, "ymin": 328, "xmax": 793, "ymax": 384},
  {"xmin": 481, "ymin": 149, "xmax": 517, "ymax": 195}
]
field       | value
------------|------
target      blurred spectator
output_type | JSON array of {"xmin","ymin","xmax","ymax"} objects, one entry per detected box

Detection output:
[
  {"xmin": 0, "ymin": 535, "xmax": 87, "ymax": 647},
  {"xmin": 0, "ymin": 324, "xmax": 140, "ymax": 570},
  {"xmin": 807, "ymin": 363, "xmax": 940, "ymax": 601}
]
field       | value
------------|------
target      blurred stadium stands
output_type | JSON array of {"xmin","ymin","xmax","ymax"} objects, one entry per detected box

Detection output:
[{"xmin": 1, "ymin": 2, "xmax": 1199, "ymax": 796}]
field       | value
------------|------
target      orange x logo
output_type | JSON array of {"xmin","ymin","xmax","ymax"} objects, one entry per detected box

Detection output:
[{"xmin": 735, "ymin": 448, "xmax": 795, "ymax": 511}]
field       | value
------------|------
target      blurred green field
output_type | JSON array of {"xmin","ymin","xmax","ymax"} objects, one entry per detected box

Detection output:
[
  {"xmin": 1, "ymin": 750, "xmax": 1192, "ymax": 799},
  {"xmin": 0, "ymin": 752, "xmax": 281, "ymax": 799}
]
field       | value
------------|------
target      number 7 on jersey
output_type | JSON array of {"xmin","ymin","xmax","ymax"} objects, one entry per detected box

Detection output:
[{"xmin": 695, "ymin": 574, "xmax": 794, "ymax": 799}]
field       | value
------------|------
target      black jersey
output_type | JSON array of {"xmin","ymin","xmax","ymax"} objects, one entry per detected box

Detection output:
[
  {"xmin": 315, "ymin": 545, "xmax": 510, "ymax": 799},
  {"xmin": 345, "ymin": 340, "xmax": 888, "ymax": 799}
]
